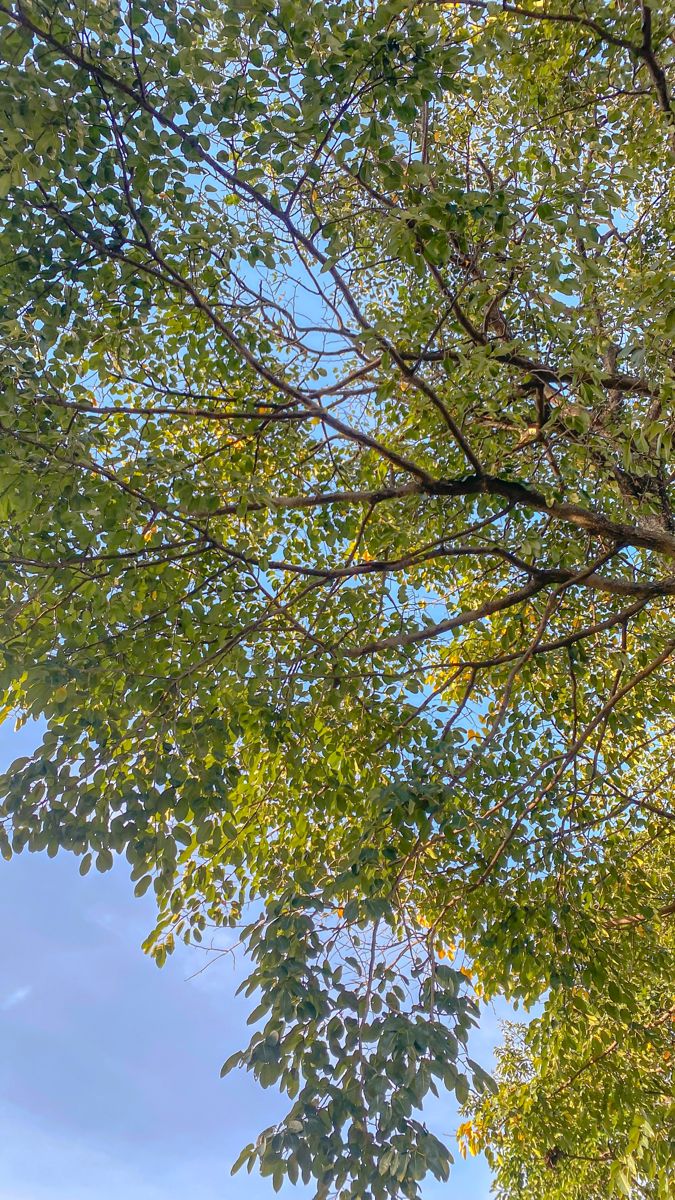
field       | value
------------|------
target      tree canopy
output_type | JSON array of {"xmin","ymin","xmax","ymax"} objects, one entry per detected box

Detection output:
[{"xmin": 1, "ymin": 1, "xmax": 674, "ymax": 1196}]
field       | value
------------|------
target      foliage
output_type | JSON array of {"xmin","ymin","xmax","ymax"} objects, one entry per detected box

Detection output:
[{"xmin": 0, "ymin": 0, "xmax": 674, "ymax": 1195}]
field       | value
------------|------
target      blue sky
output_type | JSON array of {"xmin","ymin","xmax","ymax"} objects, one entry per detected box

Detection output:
[{"xmin": 0, "ymin": 720, "xmax": 502, "ymax": 1199}]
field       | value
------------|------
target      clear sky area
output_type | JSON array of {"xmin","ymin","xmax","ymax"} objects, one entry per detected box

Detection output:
[{"xmin": 0, "ymin": 719, "xmax": 504, "ymax": 1200}]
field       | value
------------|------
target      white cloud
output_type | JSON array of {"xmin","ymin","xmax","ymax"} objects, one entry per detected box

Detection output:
[{"xmin": 1, "ymin": 986, "xmax": 32, "ymax": 1012}]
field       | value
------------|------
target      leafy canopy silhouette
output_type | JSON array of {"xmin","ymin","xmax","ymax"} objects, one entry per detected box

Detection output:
[{"xmin": 0, "ymin": 1, "xmax": 674, "ymax": 1196}]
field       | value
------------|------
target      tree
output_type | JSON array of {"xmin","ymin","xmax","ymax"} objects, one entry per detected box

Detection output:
[{"xmin": 0, "ymin": 0, "xmax": 674, "ymax": 1194}]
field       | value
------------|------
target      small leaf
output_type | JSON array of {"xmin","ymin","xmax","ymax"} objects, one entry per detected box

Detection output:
[
  {"xmin": 220, "ymin": 1051, "xmax": 243, "ymax": 1077},
  {"xmin": 230, "ymin": 1144, "xmax": 254, "ymax": 1175}
]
